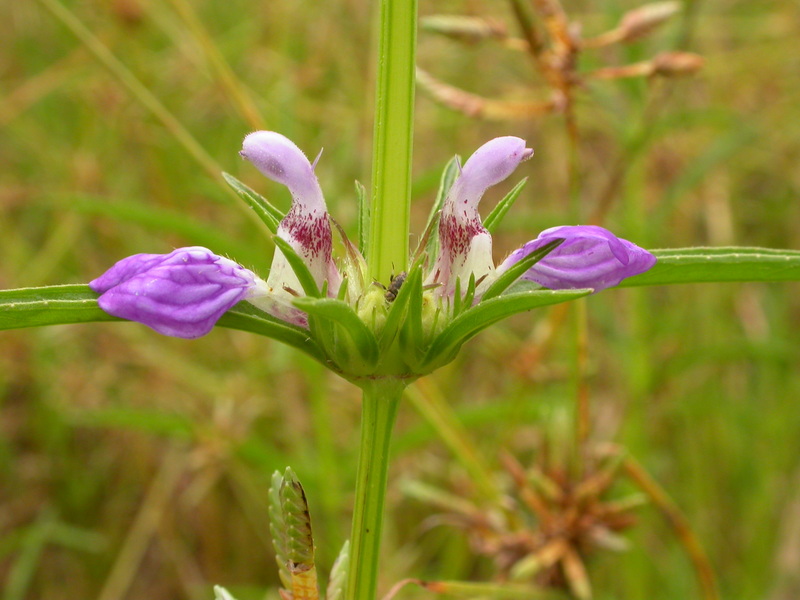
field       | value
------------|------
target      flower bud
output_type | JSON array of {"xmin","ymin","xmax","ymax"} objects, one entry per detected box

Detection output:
[
  {"xmin": 500, "ymin": 225, "xmax": 656, "ymax": 292},
  {"xmin": 90, "ymin": 247, "xmax": 264, "ymax": 338}
]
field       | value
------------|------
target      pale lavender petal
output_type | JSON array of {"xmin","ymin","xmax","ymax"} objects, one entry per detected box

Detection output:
[
  {"xmin": 90, "ymin": 247, "xmax": 260, "ymax": 338},
  {"xmin": 499, "ymin": 225, "xmax": 657, "ymax": 292},
  {"xmin": 240, "ymin": 131, "xmax": 340, "ymax": 295},
  {"xmin": 240, "ymin": 131, "xmax": 324, "ymax": 210},
  {"xmin": 429, "ymin": 137, "xmax": 533, "ymax": 296}
]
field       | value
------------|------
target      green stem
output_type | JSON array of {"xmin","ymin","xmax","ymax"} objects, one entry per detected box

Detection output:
[
  {"xmin": 346, "ymin": 378, "xmax": 405, "ymax": 600},
  {"xmin": 368, "ymin": 0, "xmax": 418, "ymax": 283}
]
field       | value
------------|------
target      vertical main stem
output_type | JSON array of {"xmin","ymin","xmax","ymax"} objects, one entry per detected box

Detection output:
[
  {"xmin": 368, "ymin": 0, "xmax": 418, "ymax": 284},
  {"xmin": 346, "ymin": 378, "xmax": 405, "ymax": 600}
]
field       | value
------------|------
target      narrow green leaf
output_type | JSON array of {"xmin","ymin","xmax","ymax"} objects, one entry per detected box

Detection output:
[
  {"xmin": 292, "ymin": 297, "xmax": 379, "ymax": 366},
  {"xmin": 356, "ymin": 180, "xmax": 370, "ymax": 256},
  {"xmin": 268, "ymin": 471, "xmax": 293, "ymax": 593},
  {"xmin": 424, "ymin": 289, "xmax": 591, "ymax": 368},
  {"xmin": 481, "ymin": 238, "xmax": 564, "ymax": 301},
  {"xmin": 0, "ymin": 284, "xmax": 118, "ymax": 330},
  {"xmin": 0, "ymin": 285, "xmax": 326, "ymax": 363},
  {"xmin": 222, "ymin": 172, "xmax": 284, "ymax": 233},
  {"xmin": 327, "ymin": 540, "xmax": 350, "ymax": 600},
  {"xmin": 483, "ymin": 177, "xmax": 527, "ymax": 234},
  {"xmin": 621, "ymin": 247, "xmax": 800, "ymax": 287},
  {"xmin": 272, "ymin": 236, "xmax": 321, "ymax": 297}
]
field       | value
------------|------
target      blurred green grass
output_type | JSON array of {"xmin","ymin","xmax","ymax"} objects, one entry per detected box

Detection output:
[{"xmin": 1, "ymin": 0, "xmax": 799, "ymax": 598}]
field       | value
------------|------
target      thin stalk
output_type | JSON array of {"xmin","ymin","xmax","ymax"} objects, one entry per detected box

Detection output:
[
  {"xmin": 623, "ymin": 455, "xmax": 720, "ymax": 600},
  {"xmin": 346, "ymin": 378, "xmax": 405, "ymax": 600},
  {"xmin": 368, "ymin": 0, "xmax": 418, "ymax": 283}
]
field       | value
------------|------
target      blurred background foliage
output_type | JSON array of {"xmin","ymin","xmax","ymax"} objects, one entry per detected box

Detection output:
[{"xmin": 1, "ymin": 0, "xmax": 799, "ymax": 599}]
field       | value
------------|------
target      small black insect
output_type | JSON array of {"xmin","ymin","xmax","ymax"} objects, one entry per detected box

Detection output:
[{"xmin": 384, "ymin": 271, "xmax": 408, "ymax": 302}]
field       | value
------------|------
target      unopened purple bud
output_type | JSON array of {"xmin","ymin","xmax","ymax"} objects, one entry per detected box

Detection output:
[
  {"xmin": 90, "ymin": 247, "xmax": 261, "ymax": 338},
  {"xmin": 500, "ymin": 225, "xmax": 656, "ymax": 292}
]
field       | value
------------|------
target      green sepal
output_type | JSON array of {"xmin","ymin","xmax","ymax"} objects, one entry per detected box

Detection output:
[
  {"xmin": 424, "ymin": 155, "xmax": 460, "ymax": 259},
  {"xmin": 483, "ymin": 177, "xmax": 528, "ymax": 234},
  {"xmin": 397, "ymin": 264, "xmax": 427, "ymax": 371},
  {"xmin": 272, "ymin": 236, "xmax": 322, "ymax": 298},
  {"xmin": 356, "ymin": 180, "xmax": 370, "ymax": 257},
  {"xmin": 621, "ymin": 246, "xmax": 800, "ymax": 286},
  {"xmin": 222, "ymin": 172, "xmax": 284, "ymax": 233},
  {"xmin": 423, "ymin": 288, "xmax": 592, "ymax": 369},
  {"xmin": 279, "ymin": 467, "xmax": 316, "ymax": 570},
  {"xmin": 327, "ymin": 540, "xmax": 350, "ymax": 600},
  {"xmin": 268, "ymin": 470, "xmax": 293, "ymax": 592},
  {"xmin": 481, "ymin": 238, "xmax": 564, "ymax": 301},
  {"xmin": 379, "ymin": 265, "xmax": 423, "ymax": 352},
  {"xmin": 452, "ymin": 272, "xmax": 478, "ymax": 317},
  {"xmin": 292, "ymin": 297, "xmax": 380, "ymax": 371}
]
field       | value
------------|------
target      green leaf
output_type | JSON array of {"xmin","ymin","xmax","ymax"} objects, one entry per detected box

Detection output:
[
  {"xmin": 0, "ymin": 284, "xmax": 118, "ymax": 330},
  {"xmin": 0, "ymin": 285, "xmax": 326, "ymax": 363},
  {"xmin": 272, "ymin": 236, "xmax": 321, "ymax": 297},
  {"xmin": 327, "ymin": 540, "xmax": 350, "ymax": 600},
  {"xmin": 621, "ymin": 247, "xmax": 800, "ymax": 287},
  {"xmin": 483, "ymin": 177, "xmax": 527, "ymax": 234},
  {"xmin": 222, "ymin": 172, "xmax": 284, "ymax": 234},
  {"xmin": 424, "ymin": 289, "xmax": 592, "ymax": 368},
  {"xmin": 481, "ymin": 238, "xmax": 563, "ymax": 301}
]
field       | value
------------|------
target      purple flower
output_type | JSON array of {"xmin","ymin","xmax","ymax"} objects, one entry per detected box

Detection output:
[
  {"xmin": 90, "ymin": 247, "xmax": 270, "ymax": 338},
  {"xmin": 498, "ymin": 225, "xmax": 657, "ymax": 292},
  {"xmin": 241, "ymin": 131, "xmax": 341, "ymax": 297},
  {"xmin": 427, "ymin": 136, "xmax": 534, "ymax": 296}
]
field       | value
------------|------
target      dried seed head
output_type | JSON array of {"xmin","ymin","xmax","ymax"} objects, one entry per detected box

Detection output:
[
  {"xmin": 652, "ymin": 51, "xmax": 705, "ymax": 76},
  {"xmin": 619, "ymin": 1, "xmax": 681, "ymax": 42},
  {"xmin": 421, "ymin": 15, "xmax": 507, "ymax": 43}
]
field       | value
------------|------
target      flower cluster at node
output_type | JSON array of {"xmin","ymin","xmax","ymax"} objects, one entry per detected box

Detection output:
[{"xmin": 90, "ymin": 132, "xmax": 656, "ymax": 377}]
